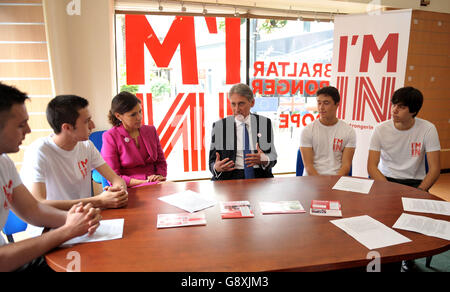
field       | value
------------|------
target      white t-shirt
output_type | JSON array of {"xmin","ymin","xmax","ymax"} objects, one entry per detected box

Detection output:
[
  {"xmin": 300, "ymin": 119, "xmax": 356, "ymax": 175},
  {"xmin": 0, "ymin": 154, "xmax": 23, "ymax": 246},
  {"xmin": 369, "ymin": 118, "xmax": 441, "ymax": 180},
  {"xmin": 21, "ymin": 136, "xmax": 105, "ymax": 201}
]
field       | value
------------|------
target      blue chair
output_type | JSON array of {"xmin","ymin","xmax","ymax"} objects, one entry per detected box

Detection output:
[
  {"xmin": 89, "ymin": 131, "xmax": 110, "ymax": 188},
  {"xmin": 296, "ymin": 149, "xmax": 304, "ymax": 176},
  {"xmin": 2, "ymin": 210, "xmax": 27, "ymax": 243},
  {"xmin": 296, "ymin": 148, "xmax": 352, "ymax": 176}
]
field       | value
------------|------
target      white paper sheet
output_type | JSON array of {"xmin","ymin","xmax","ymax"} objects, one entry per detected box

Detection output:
[
  {"xmin": 158, "ymin": 190, "xmax": 217, "ymax": 213},
  {"xmin": 331, "ymin": 215, "xmax": 411, "ymax": 250},
  {"xmin": 402, "ymin": 197, "xmax": 450, "ymax": 216},
  {"xmin": 393, "ymin": 213, "xmax": 450, "ymax": 241},
  {"xmin": 332, "ymin": 177, "xmax": 374, "ymax": 194},
  {"xmin": 61, "ymin": 218, "xmax": 124, "ymax": 247}
]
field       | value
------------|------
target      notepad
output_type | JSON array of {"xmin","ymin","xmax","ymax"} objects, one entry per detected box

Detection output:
[{"xmin": 61, "ymin": 219, "xmax": 125, "ymax": 247}]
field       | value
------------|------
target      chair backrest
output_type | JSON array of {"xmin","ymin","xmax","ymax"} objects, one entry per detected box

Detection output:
[
  {"xmin": 89, "ymin": 130, "xmax": 110, "ymax": 188},
  {"xmin": 296, "ymin": 149, "xmax": 304, "ymax": 176},
  {"xmin": 89, "ymin": 130, "xmax": 106, "ymax": 151},
  {"xmin": 2, "ymin": 211, "xmax": 27, "ymax": 242}
]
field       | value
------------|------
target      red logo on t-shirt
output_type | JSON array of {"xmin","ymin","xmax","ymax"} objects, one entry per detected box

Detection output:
[
  {"xmin": 78, "ymin": 158, "xmax": 89, "ymax": 179},
  {"xmin": 411, "ymin": 142, "xmax": 421, "ymax": 157},
  {"xmin": 2, "ymin": 179, "xmax": 13, "ymax": 210},
  {"xmin": 333, "ymin": 138, "xmax": 344, "ymax": 152}
]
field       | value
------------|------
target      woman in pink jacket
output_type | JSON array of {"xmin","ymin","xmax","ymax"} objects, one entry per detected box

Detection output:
[{"xmin": 101, "ymin": 92, "xmax": 167, "ymax": 187}]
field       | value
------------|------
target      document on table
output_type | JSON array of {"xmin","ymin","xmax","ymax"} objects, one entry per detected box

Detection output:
[
  {"xmin": 393, "ymin": 213, "xmax": 450, "ymax": 241},
  {"xmin": 61, "ymin": 219, "xmax": 125, "ymax": 247},
  {"xmin": 402, "ymin": 197, "xmax": 450, "ymax": 216},
  {"xmin": 332, "ymin": 177, "xmax": 374, "ymax": 194},
  {"xmin": 158, "ymin": 190, "xmax": 217, "ymax": 213},
  {"xmin": 331, "ymin": 215, "xmax": 411, "ymax": 250}
]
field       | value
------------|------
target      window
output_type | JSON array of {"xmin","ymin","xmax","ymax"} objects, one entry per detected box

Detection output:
[{"xmin": 115, "ymin": 13, "xmax": 333, "ymax": 180}]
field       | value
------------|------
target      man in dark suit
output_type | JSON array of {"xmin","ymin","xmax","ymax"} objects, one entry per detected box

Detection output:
[{"xmin": 209, "ymin": 83, "xmax": 277, "ymax": 180}]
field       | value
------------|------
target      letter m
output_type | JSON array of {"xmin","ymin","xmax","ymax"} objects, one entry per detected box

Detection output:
[
  {"xmin": 157, "ymin": 93, "xmax": 206, "ymax": 172},
  {"xmin": 126, "ymin": 15, "xmax": 198, "ymax": 85},
  {"xmin": 360, "ymin": 33, "xmax": 399, "ymax": 73}
]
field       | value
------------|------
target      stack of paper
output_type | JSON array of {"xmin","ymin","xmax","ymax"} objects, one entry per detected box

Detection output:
[
  {"xmin": 158, "ymin": 190, "xmax": 217, "ymax": 213},
  {"xmin": 401, "ymin": 197, "xmax": 450, "ymax": 216},
  {"xmin": 332, "ymin": 177, "xmax": 374, "ymax": 194},
  {"xmin": 310, "ymin": 200, "xmax": 342, "ymax": 217},
  {"xmin": 393, "ymin": 213, "xmax": 450, "ymax": 241},
  {"xmin": 220, "ymin": 201, "xmax": 254, "ymax": 219},
  {"xmin": 331, "ymin": 215, "xmax": 411, "ymax": 250},
  {"xmin": 259, "ymin": 201, "xmax": 305, "ymax": 214},
  {"xmin": 157, "ymin": 213, "xmax": 207, "ymax": 229}
]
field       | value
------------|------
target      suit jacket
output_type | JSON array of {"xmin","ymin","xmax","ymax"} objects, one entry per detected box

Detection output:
[
  {"xmin": 101, "ymin": 125, "xmax": 167, "ymax": 186},
  {"xmin": 209, "ymin": 114, "xmax": 277, "ymax": 181}
]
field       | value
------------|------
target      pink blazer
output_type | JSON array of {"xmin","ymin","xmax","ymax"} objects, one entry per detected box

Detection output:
[{"xmin": 101, "ymin": 125, "xmax": 167, "ymax": 186}]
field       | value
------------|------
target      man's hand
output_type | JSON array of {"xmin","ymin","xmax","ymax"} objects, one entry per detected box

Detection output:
[
  {"xmin": 214, "ymin": 152, "xmax": 235, "ymax": 172},
  {"xmin": 64, "ymin": 202, "xmax": 102, "ymax": 238},
  {"xmin": 97, "ymin": 187, "xmax": 128, "ymax": 209},
  {"xmin": 245, "ymin": 143, "xmax": 268, "ymax": 167}
]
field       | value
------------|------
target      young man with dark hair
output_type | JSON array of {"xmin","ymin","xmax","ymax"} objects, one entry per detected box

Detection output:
[
  {"xmin": 299, "ymin": 86, "xmax": 356, "ymax": 176},
  {"xmin": 0, "ymin": 82, "xmax": 102, "ymax": 271},
  {"xmin": 368, "ymin": 86, "xmax": 440, "ymax": 191},
  {"xmin": 21, "ymin": 95, "xmax": 128, "ymax": 211}
]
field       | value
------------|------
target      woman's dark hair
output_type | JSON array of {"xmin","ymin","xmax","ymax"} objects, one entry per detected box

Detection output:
[
  {"xmin": 391, "ymin": 86, "xmax": 423, "ymax": 117},
  {"xmin": 108, "ymin": 91, "xmax": 141, "ymax": 127}
]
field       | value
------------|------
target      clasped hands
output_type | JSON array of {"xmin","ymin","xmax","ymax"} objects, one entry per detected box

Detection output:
[
  {"xmin": 65, "ymin": 202, "xmax": 102, "ymax": 238},
  {"xmin": 214, "ymin": 143, "xmax": 268, "ymax": 173}
]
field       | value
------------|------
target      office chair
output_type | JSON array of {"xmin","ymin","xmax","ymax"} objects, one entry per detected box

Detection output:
[
  {"xmin": 296, "ymin": 149, "xmax": 304, "ymax": 176},
  {"xmin": 296, "ymin": 148, "xmax": 353, "ymax": 177},
  {"xmin": 89, "ymin": 131, "xmax": 110, "ymax": 189},
  {"xmin": 2, "ymin": 210, "xmax": 27, "ymax": 243}
]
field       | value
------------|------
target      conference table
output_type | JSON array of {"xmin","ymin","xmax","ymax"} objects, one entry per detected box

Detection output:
[{"xmin": 45, "ymin": 176, "xmax": 449, "ymax": 272}]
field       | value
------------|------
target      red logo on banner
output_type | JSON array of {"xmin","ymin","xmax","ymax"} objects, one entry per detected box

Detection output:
[{"xmin": 336, "ymin": 33, "xmax": 399, "ymax": 122}]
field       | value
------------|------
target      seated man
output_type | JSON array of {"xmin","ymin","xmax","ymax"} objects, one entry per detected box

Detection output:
[
  {"xmin": 368, "ymin": 86, "xmax": 440, "ymax": 191},
  {"xmin": 300, "ymin": 86, "xmax": 356, "ymax": 176},
  {"xmin": 21, "ymin": 95, "xmax": 128, "ymax": 210},
  {"xmin": 0, "ymin": 82, "xmax": 101, "ymax": 271},
  {"xmin": 209, "ymin": 83, "xmax": 277, "ymax": 180}
]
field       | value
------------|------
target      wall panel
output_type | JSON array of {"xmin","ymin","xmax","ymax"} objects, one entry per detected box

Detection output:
[{"xmin": 405, "ymin": 10, "xmax": 450, "ymax": 169}]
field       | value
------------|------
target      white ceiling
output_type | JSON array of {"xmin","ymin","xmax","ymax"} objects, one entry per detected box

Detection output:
[{"xmin": 116, "ymin": 0, "xmax": 450, "ymax": 16}]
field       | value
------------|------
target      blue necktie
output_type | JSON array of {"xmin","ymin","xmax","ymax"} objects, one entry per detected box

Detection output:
[{"xmin": 243, "ymin": 123, "xmax": 255, "ymax": 179}]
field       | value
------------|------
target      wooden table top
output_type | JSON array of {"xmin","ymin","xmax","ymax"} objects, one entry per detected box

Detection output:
[{"xmin": 45, "ymin": 176, "xmax": 449, "ymax": 272}]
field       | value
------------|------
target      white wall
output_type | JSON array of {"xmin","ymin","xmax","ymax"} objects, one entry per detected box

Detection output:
[{"xmin": 43, "ymin": 0, "xmax": 116, "ymax": 131}]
